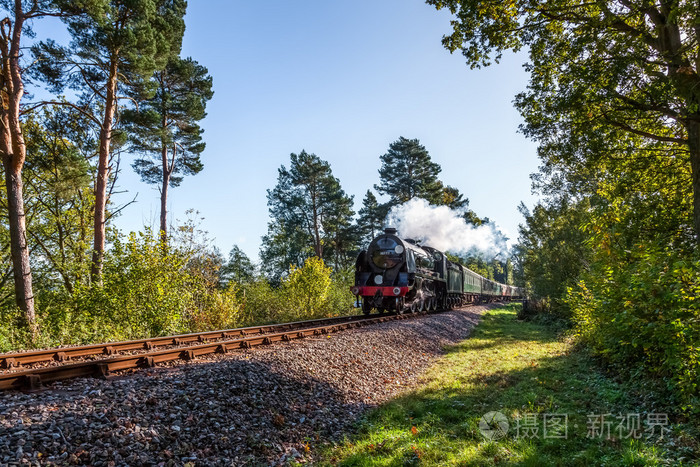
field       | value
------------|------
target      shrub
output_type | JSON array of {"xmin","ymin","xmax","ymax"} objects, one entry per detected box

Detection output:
[{"xmin": 567, "ymin": 246, "xmax": 700, "ymax": 413}]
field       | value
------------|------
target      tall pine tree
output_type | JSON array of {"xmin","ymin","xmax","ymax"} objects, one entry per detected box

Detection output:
[
  {"xmin": 375, "ymin": 137, "xmax": 443, "ymax": 208},
  {"xmin": 356, "ymin": 190, "xmax": 386, "ymax": 244},
  {"xmin": 0, "ymin": 0, "xmax": 75, "ymax": 334},
  {"xmin": 32, "ymin": 0, "xmax": 187, "ymax": 281},
  {"xmin": 123, "ymin": 56, "xmax": 213, "ymax": 242},
  {"xmin": 261, "ymin": 150, "xmax": 355, "ymax": 279}
]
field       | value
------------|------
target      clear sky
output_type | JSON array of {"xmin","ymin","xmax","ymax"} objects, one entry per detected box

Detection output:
[{"xmin": 106, "ymin": 0, "xmax": 541, "ymax": 261}]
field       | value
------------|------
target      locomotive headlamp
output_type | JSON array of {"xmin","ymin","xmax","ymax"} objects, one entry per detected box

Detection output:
[
  {"xmin": 374, "ymin": 275, "xmax": 383, "ymax": 285},
  {"xmin": 392, "ymin": 287, "xmax": 401, "ymax": 295},
  {"xmin": 394, "ymin": 245, "xmax": 404, "ymax": 254},
  {"xmin": 351, "ymin": 287, "xmax": 359, "ymax": 295}
]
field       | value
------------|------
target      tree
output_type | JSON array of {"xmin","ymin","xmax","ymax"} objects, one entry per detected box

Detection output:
[
  {"xmin": 262, "ymin": 150, "xmax": 355, "ymax": 279},
  {"xmin": 515, "ymin": 198, "xmax": 591, "ymax": 309},
  {"xmin": 427, "ymin": 0, "xmax": 700, "ymax": 242},
  {"xmin": 220, "ymin": 245, "xmax": 255, "ymax": 286},
  {"xmin": 375, "ymin": 137, "xmax": 443, "ymax": 208},
  {"xmin": 438, "ymin": 185, "xmax": 468, "ymax": 210},
  {"xmin": 259, "ymin": 221, "xmax": 312, "ymax": 284},
  {"xmin": 0, "ymin": 0, "xmax": 72, "ymax": 334},
  {"xmin": 323, "ymin": 187, "xmax": 358, "ymax": 270},
  {"xmin": 23, "ymin": 108, "xmax": 95, "ymax": 294},
  {"xmin": 32, "ymin": 0, "xmax": 187, "ymax": 281},
  {"xmin": 356, "ymin": 190, "xmax": 386, "ymax": 244},
  {"xmin": 124, "ymin": 56, "xmax": 213, "ymax": 242}
]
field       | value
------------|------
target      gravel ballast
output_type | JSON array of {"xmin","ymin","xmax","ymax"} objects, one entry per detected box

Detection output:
[{"xmin": 0, "ymin": 305, "xmax": 492, "ymax": 466}]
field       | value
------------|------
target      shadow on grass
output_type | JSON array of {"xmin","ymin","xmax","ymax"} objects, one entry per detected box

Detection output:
[{"xmin": 329, "ymin": 307, "xmax": 692, "ymax": 466}]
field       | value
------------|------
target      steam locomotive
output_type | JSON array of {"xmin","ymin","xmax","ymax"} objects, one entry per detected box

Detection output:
[{"xmin": 350, "ymin": 228, "xmax": 523, "ymax": 314}]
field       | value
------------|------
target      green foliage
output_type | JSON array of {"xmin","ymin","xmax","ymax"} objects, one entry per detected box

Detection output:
[
  {"xmin": 33, "ymin": 0, "xmax": 186, "ymax": 98},
  {"xmin": 261, "ymin": 150, "xmax": 358, "ymax": 280},
  {"xmin": 515, "ymin": 198, "xmax": 592, "ymax": 316},
  {"xmin": 568, "ymin": 244, "xmax": 700, "ymax": 413},
  {"xmin": 125, "ymin": 56, "xmax": 213, "ymax": 189},
  {"xmin": 375, "ymin": 136, "xmax": 443, "ymax": 207},
  {"xmin": 22, "ymin": 108, "xmax": 96, "ymax": 293},
  {"xmin": 220, "ymin": 245, "xmax": 256, "ymax": 286},
  {"xmin": 237, "ymin": 257, "xmax": 354, "ymax": 326},
  {"xmin": 356, "ymin": 190, "xmax": 385, "ymax": 246}
]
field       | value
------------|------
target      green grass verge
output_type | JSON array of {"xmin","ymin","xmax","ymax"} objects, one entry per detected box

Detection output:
[{"xmin": 320, "ymin": 305, "xmax": 699, "ymax": 466}]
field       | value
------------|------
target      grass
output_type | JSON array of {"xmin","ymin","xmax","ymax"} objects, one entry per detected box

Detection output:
[{"xmin": 319, "ymin": 304, "xmax": 699, "ymax": 466}]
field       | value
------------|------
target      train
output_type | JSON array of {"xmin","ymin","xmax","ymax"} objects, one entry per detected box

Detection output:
[{"xmin": 350, "ymin": 228, "xmax": 524, "ymax": 314}]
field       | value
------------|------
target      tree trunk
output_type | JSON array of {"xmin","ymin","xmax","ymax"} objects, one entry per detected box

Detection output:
[
  {"xmin": 0, "ymin": 5, "xmax": 37, "ymax": 335},
  {"xmin": 688, "ymin": 120, "xmax": 700, "ymax": 244},
  {"xmin": 4, "ymin": 164, "xmax": 36, "ymax": 333},
  {"xmin": 160, "ymin": 144, "xmax": 170, "ymax": 244},
  {"xmin": 91, "ymin": 58, "xmax": 119, "ymax": 283}
]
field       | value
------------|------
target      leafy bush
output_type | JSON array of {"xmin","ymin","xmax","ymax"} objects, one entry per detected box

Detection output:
[
  {"xmin": 0, "ymin": 233, "xmax": 356, "ymax": 353},
  {"xmin": 236, "ymin": 257, "xmax": 354, "ymax": 325},
  {"xmin": 568, "ymin": 245, "xmax": 700, "ymax": 413}
]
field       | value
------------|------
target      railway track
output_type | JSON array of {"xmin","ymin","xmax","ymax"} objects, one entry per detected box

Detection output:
[{"xmin": 0, "ymin": 311, "xmax": 429, "ymax": 391}]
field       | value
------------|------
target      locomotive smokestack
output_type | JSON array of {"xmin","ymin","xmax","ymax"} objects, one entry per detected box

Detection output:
[{"xmin": 384, "ymin": 227, "xmax": 397, "ymax": 235}]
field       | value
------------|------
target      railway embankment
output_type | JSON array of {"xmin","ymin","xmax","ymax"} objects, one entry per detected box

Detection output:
[
  {"xmin": 0, "ymin": 304, "xmax": 489, "ymax": 465},
  {"xmin": 323, "ymin": 305, "xmax": 700, "ymax": 465}
]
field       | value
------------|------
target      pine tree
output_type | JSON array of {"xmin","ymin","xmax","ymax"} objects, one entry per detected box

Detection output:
[
  {"xmin": 374, "ymin": 137, "xmax": 443, "ymax": 207},
  {"xmin": 262, "ymin": 150, "xmax": 355, "ymax": 279},
  {"xmin": 0, "ymin": 0, "xmax": 75, "ymax": 334},
  {"xmin": 323, "ymin": 184, "xmax": 358, "ymax": 270},
  {"xmin": 123, "ymin": 56, "xmax": 213, "ymax": 242},
  {"xmin": 32, "ymin": 0, "xmax": 187, "ymax": 281},
  {"xmin": 220, "ymin": 245, "xmax": 255, "ymax": 286},
  {"xmin": 356, "ymin": 190, "xmax": 386, "ymax": 244},
  {"xmin": 439, "ymin": 185, "xmax": 469, "ymax": 210}
]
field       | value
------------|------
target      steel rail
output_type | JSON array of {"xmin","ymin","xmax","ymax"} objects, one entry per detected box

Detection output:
[
  {"xmin": 0, "ymin": 313, "xmax": 381, "ymax": 370},
  {"xmin": 0, "ymin": 313, "xmax": 415, "ymax": 391}
]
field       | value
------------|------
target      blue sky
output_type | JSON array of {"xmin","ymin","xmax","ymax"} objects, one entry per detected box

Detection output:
[{"xmin": 98, "ymin": 1, "xmax": 540, "ymax": 260}]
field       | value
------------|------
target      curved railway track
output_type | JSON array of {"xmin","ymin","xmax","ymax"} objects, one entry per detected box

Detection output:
[{"xmin": 0, "ymin": 310, "xmax": 437, "ymax": 391}]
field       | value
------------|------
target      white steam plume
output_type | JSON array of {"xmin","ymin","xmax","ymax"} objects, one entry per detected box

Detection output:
[{"xmin": 386, "ymin": 198, "xmax": 510, "ymax": 260}]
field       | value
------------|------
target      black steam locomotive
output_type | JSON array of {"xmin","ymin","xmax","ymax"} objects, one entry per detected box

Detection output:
[{"xmin": 350, "ymin": 228, "xmax": 523, "ymax": 314}]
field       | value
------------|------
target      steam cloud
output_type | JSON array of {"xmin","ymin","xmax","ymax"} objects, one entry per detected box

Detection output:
[{"xmin": 385, "ymin": 198, "xmax": 510, "ymax": 260}]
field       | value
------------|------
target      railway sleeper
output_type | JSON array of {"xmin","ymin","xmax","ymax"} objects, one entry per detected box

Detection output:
[
  {"xmin": 54, "ymin": 352, "xmax": 69, "ymax": 362},
  {"xmin": 181, "ymin": 349, "xmax": 197, "ymax": 360},
  {"xmin": 20, "ymin": 374, "xmax": 42, "ymax": 390},
  {"xmin": 140, "ymin": 356, "xmax": 156, "ymax": 368},
  {"xmin": 95, "ymin": 363, "xmax": 110, "ymax": 379},
  {"xmin": 1, "ymin": 357, "xmax": 17, "ymax": 369}
]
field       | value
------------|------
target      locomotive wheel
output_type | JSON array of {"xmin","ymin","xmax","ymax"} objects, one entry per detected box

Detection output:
[
  {"xmin": 417, "ymin": 299, "xmax": 425, "ymax": 314},
  {"xmin": 361, "ymin": 299, "xmax": 372, "ymax": 315},
  {"xmin": 431, "ymin": 297, "xmax": 437, "ymax": 311},
  {"xmin": 410, "ymin": 301, "xmax": 418, "ymax": 313}
]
